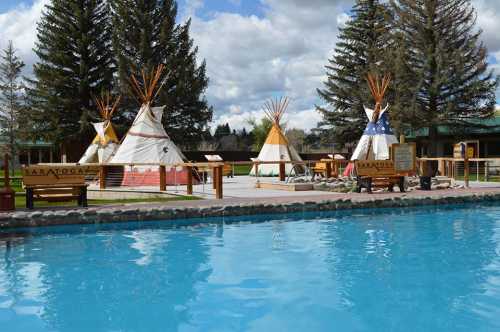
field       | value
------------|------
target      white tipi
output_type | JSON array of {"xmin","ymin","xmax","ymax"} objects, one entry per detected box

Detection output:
[
  {"xmin": 350, "ymin": 74, "xmax": 397, "ymax": 161},
  {"xmin": 110, "ymin": 65, "xmax": 189, "ymax": 185},
  {"xmin": 79, "ymin": 93, "xmax": 121, "ymax": 164},
  {"xmin": 249, "ymin": 97, "xmax": 303, "ymax": 176},
  {"xmin": 111, "ymin": 65, "xmax": 186, "ymax": 165}
]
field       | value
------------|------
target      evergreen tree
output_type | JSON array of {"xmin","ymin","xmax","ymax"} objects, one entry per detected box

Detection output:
[
  {"xmin": 214, "ymin": 123, "xmax": 231, "ymax": 139},
  {"xmin": 392, "ymin": 0, "xmax": 498, "ymax": 155},
  {"xmin": 0, "ymin": 41, "xmax": 25, "ymax": 173},
  {"xmin": 28, "ymin": 0, "xmax": 114, "ymax": 151},
  {"xmin": 111, "ymin": 0, "xmax": 212, "ymax": 149},
  {"xmin": 317, "ymin": 0, "xmax": 392, "ymax": 146}
]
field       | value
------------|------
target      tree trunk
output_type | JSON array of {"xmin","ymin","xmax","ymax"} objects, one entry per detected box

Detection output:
[{"xmin": 427, "ymin": 125, "xmax": 438, "ymax": 157}]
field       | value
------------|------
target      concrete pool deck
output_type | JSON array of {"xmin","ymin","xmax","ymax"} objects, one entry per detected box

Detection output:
[
  {"xmin": 3, "ymin": 187, "xmax": 500, "ymax": 229},
  {"xmin": 88, "ymin": 176, "xmax": 343, "ymax": 200}
]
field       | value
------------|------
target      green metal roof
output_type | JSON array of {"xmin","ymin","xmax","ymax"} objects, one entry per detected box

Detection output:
[{"xmin": 407, "ymin": 117, "xmax": 500, "ymax": 138}]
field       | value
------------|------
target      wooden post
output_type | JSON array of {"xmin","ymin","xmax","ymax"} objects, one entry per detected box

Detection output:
[
  {"xmin": 99, "ymin": 165, "xmax": 107, "ymax": 189},
  {"xmin": 279, "ymin": 161, "xmax": 286, "ymax": 181},
  {"xmin": 216, "ymin": 165, "xmax": 223, "ymax": 199},
  {"xmin": 464, "ymin": 156, "xmax": 470, "ymax": 188},
  {"xmin": 159, "ymin": 165, "xmax": 166, "ymax": 191},
  {"xmin": 325, "ymin": 161, "xmax": 332, "ymax": 178},
  {"xmin": 438, "ymin": 159, "xmax": 445, "ymax": 176},
  {"xmin": 27, "ymin": 149, "xmax": 31, "ymax": 166},
  {"xmin": 333, "ymin": 160, "xmax": 339, "ymax": 178},
  {"xmin": 187, "ymin": 166, "xmax": 193, "ymax": 195},
  {"xmin": 38, "ymin": 149, "xmax": 43, "ymax": 164},
  {"xmin": 49, "ymin": 148, "xmax": 53, "ymax": 163},
  {"xmin": 212, "ymin": 165, "xmax": 217, "ymax": 189},
  {"xmin": 254, "ymin": 162, "xmax": 260, "ymax": 188},
  {"xmin": 485, "ymin": 161, "xmax": 489, "ymax": 182}
]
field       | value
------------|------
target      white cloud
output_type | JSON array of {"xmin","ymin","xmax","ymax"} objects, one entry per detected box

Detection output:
[
  {"xmin": 213, "ymin": 106, "xmax": 322, "ymax": 133},
  {"xmin": 190, "ymin": 0, "xmax": 350, "ymax": 131},
  {"xmin": 0, "ymin": 0, "xmax": 48, "ymax": 71}
]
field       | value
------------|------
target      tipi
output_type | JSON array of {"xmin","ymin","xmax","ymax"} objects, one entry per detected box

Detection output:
[
  {"xmin": 110, "ymin": 65, "xmax": 189, "ymax": 185},
  {"xmin": 249, "ymin": 97, "xmax": 303, "ymax": 176},
  {"xmin": 78, "ymin": 93, "xmax": 121, "ymax": 164},
  {"xmin": 344, "ymin": 74, "xmax": 398, "ymax": 175}
]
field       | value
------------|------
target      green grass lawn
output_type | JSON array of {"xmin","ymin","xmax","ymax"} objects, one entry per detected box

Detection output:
[
  {"xmin": 232, "ymin": 164, "xmax": 252, "ymax": 175},
  {"xmin": 14, "ymin": 193, "xmax": 200, "ymax": 209}
]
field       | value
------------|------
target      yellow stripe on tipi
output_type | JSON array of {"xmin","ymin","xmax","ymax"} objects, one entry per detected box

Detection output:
[
  {"xmin": 92, "ymin": 122, "xmax": 119, "ymax": 146},
  {"xmin": 264, "ymin": 124, "xmax": 289, "ymax": 145}
]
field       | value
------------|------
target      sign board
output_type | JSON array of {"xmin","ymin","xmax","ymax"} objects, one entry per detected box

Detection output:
[
  {"xmin": 391, "ymin": 143, "xmax": 416, "ymax": 173},
  {"xmin": 467, "ymin": 147, "xmax": 474, "ymax": 158},
  {"xmin": 354, "ymin": 160, "xmax": 396, "ymax": 177},
  {"xmin": 453, "ymin": 143, "xmax": 464, "ymax": 159},
  {"xmin": 453, "ymin": 143, "xmax": 475, "ymax": 159},
  {"xmin": 22, "ymin": 165, "xmax": 99, "ymax": 186}
]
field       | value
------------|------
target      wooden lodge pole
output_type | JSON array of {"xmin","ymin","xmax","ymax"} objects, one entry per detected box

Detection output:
[
  {"xmin": 159, "ymin": 165, "xmax": 166, "ymax": 191},
  {"xmin": 279, "ymin": 161, "xmax": 286, "ymax": 181},
  {"xmin": 186, "ymin": 166, "xmax": 193, "ymax": 195},
  {"xmin": 99, "ymin": 165, "xmax": 107, "ymax": 189}
]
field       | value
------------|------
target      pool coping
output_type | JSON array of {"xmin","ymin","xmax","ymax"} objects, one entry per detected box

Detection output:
[{"xmin": 2, "ymin": 188, "xmax": 500, "ymax": 229}]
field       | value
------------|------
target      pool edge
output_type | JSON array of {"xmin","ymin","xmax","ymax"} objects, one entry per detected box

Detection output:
[{"xmin": 1, "ymin": 190, "xmax": 500, "ymax": 229}]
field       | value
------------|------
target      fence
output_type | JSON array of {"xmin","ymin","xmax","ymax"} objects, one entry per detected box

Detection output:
[
  {"xmin": 69, "ymin": 159, "xmax": 348, "ymax": 199},
  {"xmin": 418, "ymin": 157, "xmax": 500, "ymax": 182}
]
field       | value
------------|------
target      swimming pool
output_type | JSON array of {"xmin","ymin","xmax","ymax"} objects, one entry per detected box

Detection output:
[{"xmin": 1, "ymin": 204, "xmax": 500, "ymax": 331}]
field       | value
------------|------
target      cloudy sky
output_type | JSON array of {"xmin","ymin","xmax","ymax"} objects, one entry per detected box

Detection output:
[{"xmin": 0, "ymin": 0, "xmax": 499, "ymax": 132}]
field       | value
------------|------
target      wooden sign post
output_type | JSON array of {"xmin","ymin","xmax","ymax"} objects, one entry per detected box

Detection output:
[{"xmin": 391, "ymin": 143, "xmax": 417, "ymax": 175}]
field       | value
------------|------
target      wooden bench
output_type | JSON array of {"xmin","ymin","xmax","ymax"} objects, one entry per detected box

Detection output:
[
  {"xmin": 25, "ymin": 184, "xmax": 88, "ymax": 209},
  {"xmin": 22, "ymin": 165, "xmax": 91, "ymax": 209},
  {"xmin": 354, "ymin": 160, "xmax": 405, "ymax": 193}
]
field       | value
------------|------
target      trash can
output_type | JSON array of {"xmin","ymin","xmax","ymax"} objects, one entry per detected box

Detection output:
[
  {"xmin": 0, "ymin": 187, "xmax": 15, "ymax": 211},
  {"xmin": 420, "ymin": 176, "xmax": 432, "ymax": 191}
]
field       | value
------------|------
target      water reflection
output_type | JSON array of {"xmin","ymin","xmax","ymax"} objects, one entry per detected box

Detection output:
[{"xmin": 0, "ymin": 204, "xmax": 499, "ymax": 331}]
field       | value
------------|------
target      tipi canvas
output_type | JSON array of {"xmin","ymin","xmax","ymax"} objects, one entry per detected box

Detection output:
[
  {"xmin": 350, "ymin": 104, "xmax": 398, "ymax": 161},
  {"xmin": 249, "ymin": 97, "xmax": 303, "ymax": 176},
  {"xmin": 79, "ymin": 93, "xmax": 121, "ymax": 164},
  {"xmin": 110, "ymin": 65, "xmax": 190, "ymax": 185}
]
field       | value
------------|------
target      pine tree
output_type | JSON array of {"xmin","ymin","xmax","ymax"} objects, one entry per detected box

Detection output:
[
  {"xmin": 111, "ymin": 0, "xmax": 212, "ymax": 149},
  {"xmin": 0, "ymin": 41, "xmax": 25, "ymax": 173},
  {"xmin": 392, "ymin": 0, "xmax": 499, "ymax": 155},
  {"xmin": 27, "ymin": 0, "xmax": 114, "ymax": 151},
  {"xmin": 317, "ymin": 0, "xmax": 392, "ymax": 146}
]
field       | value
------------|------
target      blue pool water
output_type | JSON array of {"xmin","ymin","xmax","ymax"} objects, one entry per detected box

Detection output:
[{"xmin": 1, "ymin": 204, "xmax": 500, "ymax": 331}]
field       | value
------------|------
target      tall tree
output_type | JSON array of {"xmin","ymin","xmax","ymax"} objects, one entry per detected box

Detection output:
[
  {"xmin": 317, "ymin": 0, "xmax": 392, "ymax": 146},
  {"xmin": 111, "ymin": 0, "xmax": 212, "ymax": 149},
  {"xmin": 27, "ymin": 0, "xmax": 114, "ymax": 152},
  {"xmin": 392, "ymin": 0, "xmax": 499, "ymax": 155},
  {"xmin": 0, "ymin": 41, "xmax": 25, "ymax": 173}
]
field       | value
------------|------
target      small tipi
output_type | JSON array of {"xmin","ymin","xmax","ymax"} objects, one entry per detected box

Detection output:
[
  {"xmin": 350, "ymin": 74, "xmax": 398, "ymax": 161},
  {"xmin": 78, "ymin": 93, "xmax": 121, "ymax": 164},
  {"xmin": 249, "ymin": 97, "xmax": 303, "ymax": 176},
  {"xmin": 110, "ymin": 65, "xmax": 188, "ymax": 185},
  {"xmin": 344, "ymin": 74, "xmax": 398, "ymax": 175}
]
